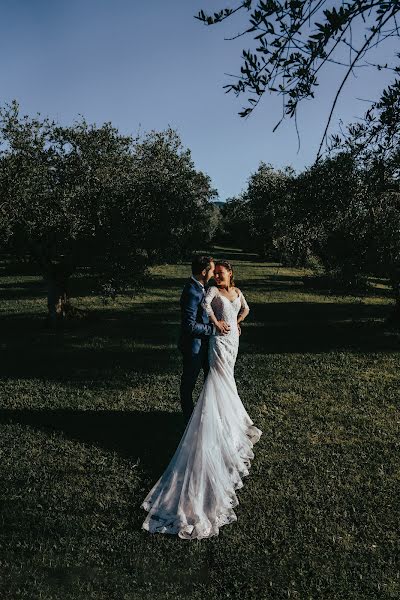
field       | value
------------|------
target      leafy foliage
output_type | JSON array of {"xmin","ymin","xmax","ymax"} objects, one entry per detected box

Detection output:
[
  {"xmin": 196, "ymin": 1, "xmax": 400, "ymax": 155},
  {"xmin": 0, "ymin": 102, "xmax": 217, "ymax": 304},
  {"xmin": 216, "ymin": 196, "xmax": 255, "ymax": 250},
  {"xmin": 245, "ymin": 162, "xmax": 295, "ymax": 259},
  {"xmin": 328, "ymin": 80, "xmax": 400, "ymax": 303},
  {"xmin": 130, "ymin": 128, "xmax": 217, "ymax": 264},
  {"xmin": 218, "ymin": 150, "xmax": 400, "ymax": 305}
]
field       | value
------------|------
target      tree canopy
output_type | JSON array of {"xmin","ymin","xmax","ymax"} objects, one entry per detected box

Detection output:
[{"xmin": 0, "ymin": 102, "xmax": 217, "ymax": 318}]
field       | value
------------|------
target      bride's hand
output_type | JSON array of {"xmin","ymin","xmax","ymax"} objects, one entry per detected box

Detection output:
[
  {"xmin": 216, "ymin": 320, "xmax": 230, "ymax": 335},
  {"xmin": 237, "ymin": 323, "xmax": 241, "ymax": 336}
]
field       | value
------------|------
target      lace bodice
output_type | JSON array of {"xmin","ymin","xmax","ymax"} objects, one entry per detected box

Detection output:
[{"xmin": 202, "ymin": 286, "xmax": 249, "ymax": 325}]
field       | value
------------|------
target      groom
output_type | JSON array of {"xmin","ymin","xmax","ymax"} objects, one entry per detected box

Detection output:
[{"xmin": 178, "ymin": 255, "xmax": 230, "ymax": 425}]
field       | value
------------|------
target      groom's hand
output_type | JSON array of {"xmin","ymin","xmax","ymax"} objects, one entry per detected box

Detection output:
[{"xmin": 216, "ymin": 320, "xmax": 230, "ymax": 335}]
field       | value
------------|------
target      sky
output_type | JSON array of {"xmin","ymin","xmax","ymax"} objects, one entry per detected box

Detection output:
[{"xmin": 0, "ymin": 0, "xmax": 398, "ymax": 200}]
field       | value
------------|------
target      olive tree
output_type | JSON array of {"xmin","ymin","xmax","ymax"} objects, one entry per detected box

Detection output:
[
  {"xmin": 130, "ymin": 127, "xmax": 217, "ymax": 263},
  {"xmin": 0, "ymin": 102, "xmax": 217, "ymax": 324}
]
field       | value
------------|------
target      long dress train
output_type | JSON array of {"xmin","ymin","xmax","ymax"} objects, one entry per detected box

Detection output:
[{"xmin": 140, "ymin": 286, "xmax": 262, "ymax": 540}]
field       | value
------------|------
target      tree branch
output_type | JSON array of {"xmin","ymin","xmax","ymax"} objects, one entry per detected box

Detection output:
[{"xmin": 317, "ymin": 6, "xmax": 400, "ymax": 160}]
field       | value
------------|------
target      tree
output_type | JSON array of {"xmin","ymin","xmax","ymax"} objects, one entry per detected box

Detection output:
[
  {"xmin": 130, "ymin": 128, "xmax": 217, "ymax": 263},
  {"xmin": 244, "ymin": 162, "xmax": 295, "ymax": 258},
  {"xmin": 196, "ymin": 1, "xmax": 400, "ymax": 157},
  {"xmin": 213, "ymin": 164, "xmax": 295, "ymax": 256},
  {"xmin": 328, "ymin": 80, "xmax": 400, "ymax": 317},
  {"xmin": 292, "ymin": 153, "xmax": 369, "ymax": 283},
  {"xmin": 0, "ymin": 103, "xmax": 217, "ymax": 324},
  {"xmin": 215, "ymin": 195, "xmax": 254, "ymax": 249},
  {"xmin": 0, "ymin": 101, "xmax": 147, "ymax": 323}
]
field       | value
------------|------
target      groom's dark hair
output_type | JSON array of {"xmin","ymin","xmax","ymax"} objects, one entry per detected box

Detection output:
[{"xmin": 191, "ymin": 255, "xmax": 214, "ymax": 275}]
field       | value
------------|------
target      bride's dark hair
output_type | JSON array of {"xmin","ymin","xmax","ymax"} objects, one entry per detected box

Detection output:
[{"xmin": 215, "ymin": 260, "xmax": 235, "ymax": 288}]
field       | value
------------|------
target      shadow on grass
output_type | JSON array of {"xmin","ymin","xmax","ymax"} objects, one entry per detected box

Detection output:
[
  {"xmin": 209, "ymin": 247, "xmax": 261, "ymax": 262},
  {"xmin": 0, "ymin": 307, "xmax": 181, "ymax": 382},
  {"xmin": 0, "ymin": 279, "xmax": 47, "ymax": 301},
  {"xmin": 0, "ymin": 269, "xmax": 120, "ymax": 301},
  {"xmin": 242, "ymin": 301, "xmax": 398, "ymax": 353},
  {"xmin": 0, "ymin": 345, "xmax": 179, "ymax": 382},
  {"xmin": 0, "ymin": 297, "xmax": 398, "ymax": 384},
  {"xmin": 139, "ymin": 276, "xmax": 186, "ymax": 293},
  {"xmin": 1, "ymin": 246, "xmax": 398, "ymax": 384},
  {"xmin": 244, "ymin": 274, "xmax": 393, "ymax": 299},
  {"xmin": 0, "ymin": 407, "xmax": 183, "ymax": 479}
]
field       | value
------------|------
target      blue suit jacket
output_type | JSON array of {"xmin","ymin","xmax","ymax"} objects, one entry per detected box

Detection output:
[{"xmin": 178, "ymin": 278, "xmax": 214, "ymax": 356}]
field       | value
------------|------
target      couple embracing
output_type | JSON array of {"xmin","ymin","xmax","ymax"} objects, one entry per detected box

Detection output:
[{"xmin": 141, "ymin": 255, "xmax": 262, "ymax": 540}]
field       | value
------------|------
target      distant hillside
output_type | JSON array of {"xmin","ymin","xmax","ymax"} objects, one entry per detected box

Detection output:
[{"xmin": 212, "ymin": 201, "xmax": 225, "ymax": 209}]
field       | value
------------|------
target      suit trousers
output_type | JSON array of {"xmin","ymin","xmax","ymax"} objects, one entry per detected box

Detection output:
[{"xmin": 179, "ymin": 344, "xmax": 210, "ymax": 424}]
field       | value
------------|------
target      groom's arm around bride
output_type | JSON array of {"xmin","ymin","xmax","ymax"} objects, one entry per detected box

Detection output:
[{"xmin": 177, "ymin": 255, "xmax": 229, "ymax": 424}]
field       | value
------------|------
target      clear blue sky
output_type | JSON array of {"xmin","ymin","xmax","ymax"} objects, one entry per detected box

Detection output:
[{"xmin": 0, "ymin": 0, "xmax": 397, "ymax": 200}]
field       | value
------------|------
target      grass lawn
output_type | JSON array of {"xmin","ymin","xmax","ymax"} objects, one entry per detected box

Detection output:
[{"xmin": 0, "ymin": 247, "xmax": 399, "ymax": 599}]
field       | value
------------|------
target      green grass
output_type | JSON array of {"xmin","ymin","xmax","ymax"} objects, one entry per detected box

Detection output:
[{"xmin": 0, "ymin": 248, "xmax": 399, "ymax": 599}]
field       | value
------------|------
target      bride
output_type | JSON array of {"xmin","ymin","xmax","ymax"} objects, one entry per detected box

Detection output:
[{"xmin": 141, "ymin": 259, "xmax": 262, "ymax": 539}]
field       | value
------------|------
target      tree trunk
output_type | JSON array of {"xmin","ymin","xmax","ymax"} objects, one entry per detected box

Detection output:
[{"xmin": 45, "ymin": 263, "xmax": 72, "ymax": 328}]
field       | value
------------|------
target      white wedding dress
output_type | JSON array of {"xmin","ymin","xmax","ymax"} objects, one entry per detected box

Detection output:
[{"xmin": 141, "ymin": 286, "xmax": 262, "ymax": 539}]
